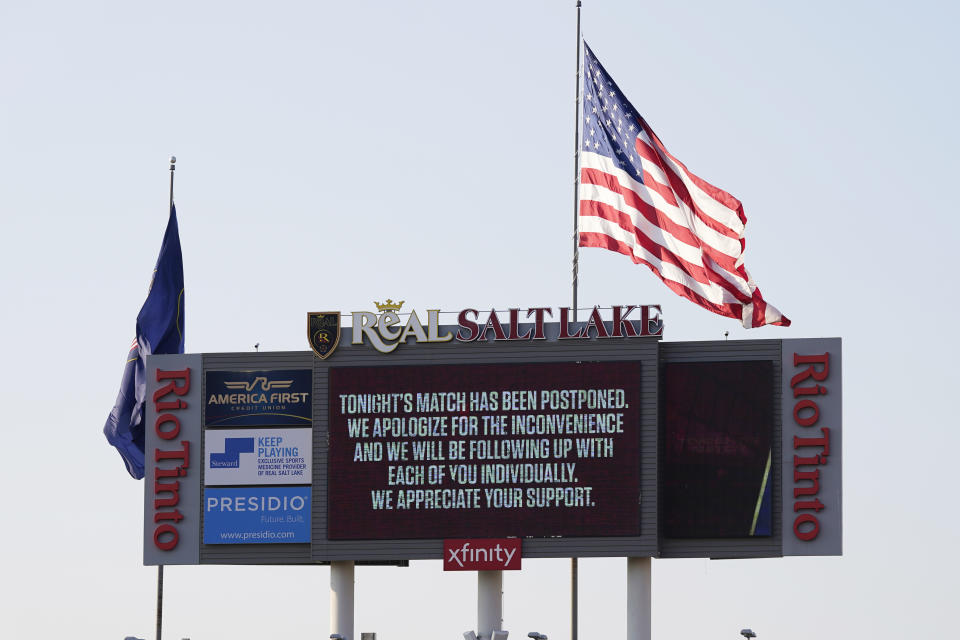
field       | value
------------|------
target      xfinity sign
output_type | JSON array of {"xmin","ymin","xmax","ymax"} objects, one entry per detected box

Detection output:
[{"xmin": 443, "ymin": 539, "xmax": 522, "ymax": 571}]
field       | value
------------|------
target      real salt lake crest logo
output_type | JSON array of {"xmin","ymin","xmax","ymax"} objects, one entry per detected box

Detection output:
[{"xmin": 307, "ymin": 311, "xmax": 341, "ymax": 359}]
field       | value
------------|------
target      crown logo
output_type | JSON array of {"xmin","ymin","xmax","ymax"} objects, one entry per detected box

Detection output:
[{"xmin": 374, "ymin": 298, "xmax": 405, "ymax": 313}]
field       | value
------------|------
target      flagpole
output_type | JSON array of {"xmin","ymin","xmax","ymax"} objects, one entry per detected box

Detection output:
[
  {"xmin": 572, "ymin": 1, "xmax": 582, "ymax": 320},
  {"xmin": 156, "ymin": 154, "xmax": 176, "ymax": 640},
  {"xmin": 571, "ymin": 5, "xmax": 582, "ymax": 640}
]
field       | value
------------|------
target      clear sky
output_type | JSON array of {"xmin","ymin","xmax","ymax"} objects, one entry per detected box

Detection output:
[{"xmin": 2, "ymin": 1, "xmax": 958, "ymax": 638}]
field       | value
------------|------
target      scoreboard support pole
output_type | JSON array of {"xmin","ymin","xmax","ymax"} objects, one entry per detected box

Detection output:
[
  {"xmin": 626, "ymin": 557, "xmax": 652, "ymax": 640},
  {"xmin": 330, "ymin": 561, "xmax": 355, "ymax": 640},
  {"xmin": 478, "ymin": 570, "xmax": 504, "ymax": 639}
]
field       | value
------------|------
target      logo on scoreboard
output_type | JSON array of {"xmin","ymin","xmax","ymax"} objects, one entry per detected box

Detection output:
[
  {"xmin": 205, "ymin": 369, "xmax": 312, "ymax": 426},
  {"xmin": 443, "ymin": 538, "xmax": 522, "ymax": 571},
  {"xmin": 308, "ymin": 311, "xmax": 341, "ymax": 359},
  {"xmin": 203, "ymin": 486, "xmax": 311, "ymax": 545},
  {"xmin": 205, "ymin": 428, "xmax": 312, "ymax": 485}
]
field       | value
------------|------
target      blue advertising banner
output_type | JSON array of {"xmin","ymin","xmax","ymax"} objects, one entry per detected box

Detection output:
[
  {"xmin": 203, "ymin": 487, "xmax": 311, "ymax": 545},
  {"xmin": 205, "ymin": 369, "xmax": 312, "ymax": 426}
]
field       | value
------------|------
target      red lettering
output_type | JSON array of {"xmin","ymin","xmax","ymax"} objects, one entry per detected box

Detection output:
[
  {"xmin": 793, "ymin": 399, "xmax": 820, "ymax": 427},
  {"xmin": 793, "ymin": 454, "xmax": 825, "ymax": 467},
  {"xmin": 790, "ymin": 352, "xmax": 830, "ymax": 388},
  {"xmin": 154, "ymin": 413, "xmax": 181, "ymax": 440},
  {"xmin": 154, "ymin": 509, "xmax": 185, "ymax": 523},
  {"xmin": 156, "ymin": 465, "xmax": 187, "ymax": 478},
  {"xmin": 476, "ymin": 310, "xmax": 507, "ymax": 341},
  {"xmin": 611, "ymin": 306, "xmax": 638, "ymax": 338},
  {"xmin": 794, "ymin": 427, "xmax": 831, "ymax": 457},
  {"xmin": 794, "ymin": 498, "xmax": 825, "ymax": 513},
  {"xmin": 580, "ymin": 307, "xmax": 609, "ymax": 338},
  {"xmin": 507, "ymin": 309, "xmax": 533, "ymax": 340},
  {"xmin": 156, "ymin": 398, "xmax": 187, "ymax": 411},
  {"xmin": 793, "ymin": 514, "xmax": 820, "ymax": 540},
  {"xmin": 793, "ymin": 468, "xmax": 821, "ymax": 497},
  {"xmin": 641, "ymin": 305, "xmax": 663, "ymax": 336},
  {"xmin": 153, "ymin": 524, "xmax": 179, "ymax": 550},
  {"xmin": 150, "ymin": 367, "xmax": 191, "ymax": 555},
  {"xmin": 456, "ymin": 309, "xmax": 479, "ymax": 341},
  {"xmin": 525, "ymin": 308, "xmax": 552, "ymax": 339},
  {"xmin": 793, "ymin": 384, "xmax": 827, "ymax": 398},
  {"xmin": 154, "ymin": 479, "xmax": 181, "ymax": 509},
  {"xmin": 153, "ymin": 368, "xmax": 191, "ymax": 404},
  {"xmin": 155, "ymin": 441, "xmax": 191, "ymax": 468},
  {"xmin": 558, "ymin": 307, "xmax": 577, "ymax": 339}
]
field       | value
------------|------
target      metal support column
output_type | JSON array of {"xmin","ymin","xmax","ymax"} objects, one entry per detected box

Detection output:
[
  {"xmin": 477, "ymin": 570, "xmax": 503, "ymax": 640},
  {"xmin": 626, "ymin": 557, "xmax": 652, "ymax": 640},
  {"xmin": 330, "ymin": 561, "xmax": 355, "ymax": 640}
]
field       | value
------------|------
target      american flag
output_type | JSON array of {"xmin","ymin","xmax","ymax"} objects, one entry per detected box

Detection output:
[{"xmin": 578, "ymin": 42, "xmax": 789, "ymax": 328}]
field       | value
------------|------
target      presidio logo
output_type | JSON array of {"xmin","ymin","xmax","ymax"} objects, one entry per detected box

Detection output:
[{"xmin": 209, "ymin": 437, "xmax": 255, "ymax": 469}]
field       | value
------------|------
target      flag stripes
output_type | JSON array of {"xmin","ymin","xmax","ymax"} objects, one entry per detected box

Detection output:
[{"xmin": 579, "ymin": 42, "xmax": 788, "ymax": 328}]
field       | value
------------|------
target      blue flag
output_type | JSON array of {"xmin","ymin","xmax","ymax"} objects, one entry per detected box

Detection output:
[{"xmin": 103, "ymin": 205, "xmax": 185, "ymax": 479}]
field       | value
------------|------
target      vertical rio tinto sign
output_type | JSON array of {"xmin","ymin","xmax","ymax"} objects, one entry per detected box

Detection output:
[
  {"xmin": 781, "ymin": 338, "xmax": 842, "ymax": 556},
  {"xmin": 144, "ymin": 354, "xmax": 202, "ymax": 565}
]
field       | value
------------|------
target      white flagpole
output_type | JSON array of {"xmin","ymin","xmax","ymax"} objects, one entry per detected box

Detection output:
[
  {"xmin": 571, "ymin": 6, "xmax": 582, "ymax": 640},
  {"xmin": 572, "ymin": 1, "xmax": 583, "ymax": 321}
]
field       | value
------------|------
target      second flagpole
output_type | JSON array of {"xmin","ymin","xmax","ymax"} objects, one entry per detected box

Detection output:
[
  {"xmin": 156, "ymin": 154, "xmax": 176, "ymax": 640},
  {"xmin": 570, "ymin": 4, "xmax": 582, "ymax": 640}
]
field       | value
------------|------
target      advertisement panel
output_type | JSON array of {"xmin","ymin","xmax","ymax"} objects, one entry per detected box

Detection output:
[
  {"xmin": 327, "ymin": 361, "xmax": 643, "ymax": 540},
  {"xmin": 144, "ymin": 354, "xmax": 202, "ymax": 566},
  {"xmin": 204, "ymin": 369, "xmax": 312, "ymax": 427},
  {"xmin": 203, "ymin": 486, "xmax": 312, "ymax": 545},
  {"xmin": 781, "ymin": 338, "xmax": 842, "ymax": 556},
  {"xmin": 205, "ymin": 428, "xmax": 312, "ymax": 485},
  {"xmin": 443, "ymin": 538, "xmax": 522, "ymax": 571}
]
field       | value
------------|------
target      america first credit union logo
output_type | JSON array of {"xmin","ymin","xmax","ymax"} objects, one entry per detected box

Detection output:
[
  {"xmin": 308, "ymin": 312, "xmax": 341, "ymax": 360},
  {"xmin": 205, "ymin": 369, "xmax": 312, "ymax": 427}
]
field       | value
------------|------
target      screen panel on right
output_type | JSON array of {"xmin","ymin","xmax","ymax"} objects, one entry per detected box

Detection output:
[{"xmin": 662, "ymin": 360, "xmax": 773, "ymax": 538}]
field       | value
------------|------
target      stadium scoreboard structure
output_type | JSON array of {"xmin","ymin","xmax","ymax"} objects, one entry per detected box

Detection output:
[{"xmin": 143, "ymin": 304, "xmax": 841, "ymax": 565}]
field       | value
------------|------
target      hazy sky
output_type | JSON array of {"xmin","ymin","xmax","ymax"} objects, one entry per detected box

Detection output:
[{"xmin": 2, "ymin": 1, "xmax": 958, "ymax": 639}]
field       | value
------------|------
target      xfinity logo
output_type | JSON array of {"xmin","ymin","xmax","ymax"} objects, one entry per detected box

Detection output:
[{"xmin": 443, "ymin": 538, "xmax": 522, "ymax": 571}]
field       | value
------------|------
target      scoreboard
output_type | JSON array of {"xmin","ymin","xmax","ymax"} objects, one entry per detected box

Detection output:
[{"xmin": 143, "ymin": 316, "xmax": 841, "ymax": 565}]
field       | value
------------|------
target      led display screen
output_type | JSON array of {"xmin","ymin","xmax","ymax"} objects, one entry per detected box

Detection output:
[
  {"xmin": 662, "ymin": 360, "xmax": 774, "ymax": 538},
  {"xmin": 328, "ymin": 361, "xmax": 642, "ymax": 539}
]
